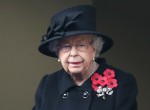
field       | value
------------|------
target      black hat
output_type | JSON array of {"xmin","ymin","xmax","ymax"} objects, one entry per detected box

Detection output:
[{"xmin": 38, "ymin": 5, "xmax": 113, "ymax": 57}]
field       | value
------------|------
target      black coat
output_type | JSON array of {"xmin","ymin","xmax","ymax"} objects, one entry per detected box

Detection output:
[{"xmin": 32, "ymin": 58, "xmax": 137, "ymax": 110}]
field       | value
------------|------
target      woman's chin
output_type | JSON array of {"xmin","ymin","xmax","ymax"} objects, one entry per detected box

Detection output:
[{"xmin": 68, "ymin": 68, "xmax": 83, "ymax": 74}]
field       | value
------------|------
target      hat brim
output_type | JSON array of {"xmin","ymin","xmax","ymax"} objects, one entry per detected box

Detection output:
[{"xmin": 38, "ymin": 30, "xmax": 113, "ymax": 58}]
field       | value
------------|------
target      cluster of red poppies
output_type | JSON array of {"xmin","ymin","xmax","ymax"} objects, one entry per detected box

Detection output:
[{"xmin": 91, "ymin": 69, "xmax": 118, "ymax": 92}]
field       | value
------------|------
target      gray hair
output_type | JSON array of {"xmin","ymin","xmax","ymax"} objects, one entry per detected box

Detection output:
[
  {"xmin": 92, "ymin": 35, "xmax": 105, "ymax": 58},
  {"xmin": 48, "ymin": 40, "xmax": 59, "ymax": 56},
  {"xmin": 48, "ymin": 35, "xmax": 105, "ymax": 58}
]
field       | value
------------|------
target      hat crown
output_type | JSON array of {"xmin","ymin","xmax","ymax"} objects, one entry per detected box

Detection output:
[
  {"xmin": 41, "ymin": 5, "xmax": 97, "ymax": 43},
  {"xmin": 51, "ymin": 5, "xmax": 96, "ymax": 31}
]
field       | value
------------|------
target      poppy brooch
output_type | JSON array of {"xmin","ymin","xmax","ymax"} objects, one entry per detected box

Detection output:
[{"xmin": 91, "ymin": 69, "xmax": 118, "ymax": 99}]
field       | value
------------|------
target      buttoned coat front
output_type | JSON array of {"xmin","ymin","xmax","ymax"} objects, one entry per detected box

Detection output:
[{"xmin": 32, "ymin": 59, "xmax": 137, "ymax": 110}]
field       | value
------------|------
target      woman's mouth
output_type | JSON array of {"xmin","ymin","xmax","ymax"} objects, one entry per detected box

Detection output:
[
  {"xmin": 70, "ymin": 62, "xmax": 81, "ymax": 64},
  {"xmin": 68, "ymin": 62, "xmax": 82, "ymax": 67}
]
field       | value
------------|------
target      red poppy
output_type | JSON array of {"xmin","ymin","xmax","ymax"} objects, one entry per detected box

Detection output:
[
  {"xmin": 103, "ymin": 69, "xmax": 115, "ymax": 79},
  {"xmin": 107, "ymin": 78, "xmax": 118, "ymax": 88},
  {"xmin": 91, "ymin": 73, "xmax": 102, "ymax": 85},
  {"xmin": 92, "ymin": 84, "xmax": 98, "ymax": 91},
  {"xmin": 98, "ymin": 76, "xmax": 108, "ymax": 87}
]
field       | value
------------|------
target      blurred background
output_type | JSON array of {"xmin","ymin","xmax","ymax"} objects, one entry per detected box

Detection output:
[{"xmin": 0, "ymin": 0, "xmax": 149, "ymax": 110}]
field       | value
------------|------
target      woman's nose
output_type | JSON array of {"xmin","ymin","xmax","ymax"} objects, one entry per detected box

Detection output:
[{"xmin": 69, "ymin": 46, "xmax": 78, "ymax": 57}]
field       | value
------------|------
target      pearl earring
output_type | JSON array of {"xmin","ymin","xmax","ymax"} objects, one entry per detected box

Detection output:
[
  {"xmin": 93, "ymin": 57, "xmax": 95, "ymax": 61},
  {"xmin": 58, "ymin": 59, "xmax": 60, "ymax": 62}
]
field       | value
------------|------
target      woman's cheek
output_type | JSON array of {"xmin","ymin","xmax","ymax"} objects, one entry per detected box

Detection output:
[
  {"xmin": 61, "ymin": 61, "xmax": 69, "ymax": 72},
  {"xmin": 83, "ymin": 61, "xmax": 90, "ymax": 70}
]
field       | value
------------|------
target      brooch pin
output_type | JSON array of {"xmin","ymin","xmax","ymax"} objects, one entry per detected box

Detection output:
[{"xmin": 91, "ymin": 69, "xmax": 118, "ymax": 100}]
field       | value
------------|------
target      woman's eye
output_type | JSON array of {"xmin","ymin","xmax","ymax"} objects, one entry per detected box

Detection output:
[
  {"xmin": 64, "ymin": 45, "xmax": 70, "ymax": 48},
  {"xmin": 79, "ymin": 44, "xmax": 86, "ymax": 47},
  {"xmin": 62, "ymin": 45, "xmax": 71, "ymax": 49}
]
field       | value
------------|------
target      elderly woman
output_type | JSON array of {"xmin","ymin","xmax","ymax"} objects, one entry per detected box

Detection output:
[{"xmin": 32, "ymin": 5, "xmax": 137, "ymax": 110}]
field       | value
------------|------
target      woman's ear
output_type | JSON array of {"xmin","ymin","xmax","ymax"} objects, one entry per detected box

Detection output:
[{"xmin": 91, "ymin": 41, "xmax": 96, "ymax": 51}]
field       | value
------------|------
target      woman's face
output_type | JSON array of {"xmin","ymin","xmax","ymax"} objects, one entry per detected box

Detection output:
[{"xmin": 58, "ymin": 34, "xmax": 96, "ymax": 75}]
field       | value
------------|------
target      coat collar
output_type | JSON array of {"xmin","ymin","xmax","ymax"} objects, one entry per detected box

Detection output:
[{"xmin": 58, "ymin": 69, "xmax": 75, "ymax": 95}]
